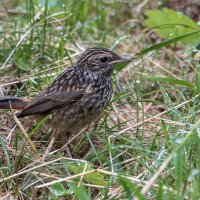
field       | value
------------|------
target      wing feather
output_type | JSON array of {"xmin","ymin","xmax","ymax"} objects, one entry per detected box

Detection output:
[
  {"xmin": 18, "ymin": 90, "xmax": 84, "ymax": 118},
  {"xmin": 17, "ymin": 67, "xmax": 91, "ymax": 118}
]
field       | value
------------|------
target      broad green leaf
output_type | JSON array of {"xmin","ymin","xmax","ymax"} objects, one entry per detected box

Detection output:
[
  {"xmin": 71, "ymin": 183, "xmax": 90, "ymax": 200},
  {"xmin": 144, "ymin": 9, "xmax": 200, "ymax": 44},
  {"xmin": 63, "ymin": 161, "xmax": 107, "ymax": 185},
  {"xmin": 51, "ymin": 183, "xmax": 69, "ymax": 197},
  {"xmin": 142, "ymin": 75, "xmax": 195, "ymax": 89}
]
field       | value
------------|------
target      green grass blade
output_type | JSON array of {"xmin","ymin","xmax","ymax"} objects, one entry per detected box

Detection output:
[
  {"xmin": 142, "ymin": 75, "xmax": 195, "ymax": 89},
  {"xmin": 195, "ymin": 64, "xmax": 200, "ymax": 94},
  {"xmin": 138, "ymin": 30, "xmax": 200, "ymax": 56}
]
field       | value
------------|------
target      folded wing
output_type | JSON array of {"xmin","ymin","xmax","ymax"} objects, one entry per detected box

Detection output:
[{"xmin": 18, "ymin": 90, "xmax": 84, "ymax": 118}]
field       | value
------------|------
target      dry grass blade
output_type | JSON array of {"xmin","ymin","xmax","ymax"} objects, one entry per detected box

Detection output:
[
  {"xmin": 109, "ymin": 94, "xmax": 200, "ymax": 139},
  {"xmin": 1, "ymin": 1, "xmax": 200, "ymax": 199},
  {"xmin": 141, "ymin": 154, "xmax": 173, "ymax": 195},
  {"xmin": 0, "ymin": 157, "xmax": 86, "ymax": 183},
  {"xmin": 36, "ymin": 169, "xmax": 96, "ymax": 188},
  {"xmin": 9, "ymin": 103, "xmax": 38, "ymax": 157}
]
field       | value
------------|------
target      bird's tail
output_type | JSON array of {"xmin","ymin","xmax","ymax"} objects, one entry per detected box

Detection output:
[{"xmin": 0, "ymin": 96, "xmax": 30, "ymax": 110}]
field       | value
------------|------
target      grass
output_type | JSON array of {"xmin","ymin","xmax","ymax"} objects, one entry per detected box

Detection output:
[{"xmin": 0, "ymin": 0, "xmax": 200, "ymax": 199}]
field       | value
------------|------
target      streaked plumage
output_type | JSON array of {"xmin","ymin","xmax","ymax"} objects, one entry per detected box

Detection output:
[{"xmin": 0, "ymin": 47, "xmax": 131, "ymax": 138}]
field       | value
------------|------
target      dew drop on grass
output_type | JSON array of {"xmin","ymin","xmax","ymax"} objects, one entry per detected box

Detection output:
[
  {"xmin": 196, "ymin": 127, "xmax": 200, "ymax": 139},
  {"xmin": 176, "ymin": 138, "xmax": 183, "ymax": 144},
  {"xmin": 130, "ymin": 22, "xmax": 135, "ymax": 28},
  {"xmin": 135, "ymin": 79, "xmax": 140, "ymax": 84},
  {"xmin": 188, "ymin": 169, "xmax": 199, "ymax": 182},
  {"xmin": 147, "ymin": 192, "xmax": 151, "ymax": 198},
  {"xmin": 111, "ymin": 11, "xmax": 115, "ymax": 16}
]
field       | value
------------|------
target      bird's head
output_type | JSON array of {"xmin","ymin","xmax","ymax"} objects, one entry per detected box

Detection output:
[{"xmin": 76, "ymin": 47, "xmax": 131, "ymax": 76}]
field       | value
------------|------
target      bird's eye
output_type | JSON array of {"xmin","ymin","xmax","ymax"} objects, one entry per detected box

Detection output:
[{"xmin": 100, "ymin": 56, "xmax": 108, "ymax": 63}]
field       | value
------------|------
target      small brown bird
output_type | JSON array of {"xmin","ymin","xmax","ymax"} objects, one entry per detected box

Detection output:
[{"xmin": 0, "ymin": 47, "xmax": 131, "ymax": 141}]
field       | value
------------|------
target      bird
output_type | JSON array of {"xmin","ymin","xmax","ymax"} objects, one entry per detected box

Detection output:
[{"xmin": 0, "ymin": 47, "xmax": 131, "ymax": 144}]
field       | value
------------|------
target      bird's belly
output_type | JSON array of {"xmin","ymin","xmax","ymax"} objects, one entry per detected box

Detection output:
[{"xmin": 50, "ymin": 93, "xmax": 111, "ymax": 135}]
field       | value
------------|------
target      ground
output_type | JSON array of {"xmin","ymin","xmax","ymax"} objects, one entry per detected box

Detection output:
[{"xmin": 0, "ymin": 0, "xmax": 200, "ymax": 199}]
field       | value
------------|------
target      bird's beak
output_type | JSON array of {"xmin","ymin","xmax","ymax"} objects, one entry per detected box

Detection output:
[{"xmin": 109, "ymin": 56, "xmax": 132, "ymax": 65}]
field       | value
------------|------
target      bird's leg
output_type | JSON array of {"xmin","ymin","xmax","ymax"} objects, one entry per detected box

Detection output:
[
  {"xmin": 65, "ymin": 145, "xmax": 72, "ymax": 158},
  {"xmin": 65, "ymin": 133, "xmax": 72, "ymax": 158}
]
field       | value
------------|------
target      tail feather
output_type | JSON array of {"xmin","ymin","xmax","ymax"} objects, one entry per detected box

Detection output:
[{"xmin": 0, "ymin": 96, "xmax": 30, "ymax": 110}]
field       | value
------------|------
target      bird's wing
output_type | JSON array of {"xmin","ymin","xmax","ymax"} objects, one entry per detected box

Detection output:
[
  {"xmin": 17, "ymin": 66, "xmax": 92, "ymax": 118},
  {"xmin": 17, "ymin": 90, "xmax": 84, "ymax": 118}
]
